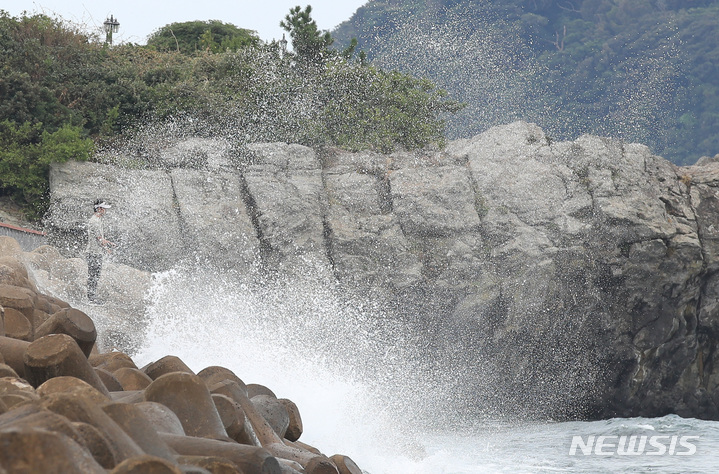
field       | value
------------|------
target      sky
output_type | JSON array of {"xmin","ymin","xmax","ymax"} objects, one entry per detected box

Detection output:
[{"xmin": 5, "ymin": 1, "xmax": 367, "ymax": 45}]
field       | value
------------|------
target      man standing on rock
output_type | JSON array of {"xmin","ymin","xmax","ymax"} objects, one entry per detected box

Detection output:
[{"xmin": 86, "ymin": 200, "xmax": 114, "ymax": 303}]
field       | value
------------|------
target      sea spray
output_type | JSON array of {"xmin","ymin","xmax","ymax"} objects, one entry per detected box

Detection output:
[{"xmin": 132, "ymin": 264, "xmax": 472, "ymax": 470}]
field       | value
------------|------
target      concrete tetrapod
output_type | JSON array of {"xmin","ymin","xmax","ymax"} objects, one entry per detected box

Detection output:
[
  {"xmin": 0, "ymin": 284, "xmax": 35, "ymax": 325},
  {"xmin": 23, "ymin": 333, "xmax": 110, "ymax": 396},
  {"xmin": 252, "ymin": 394, "xmax": 290, "ymax": 439},
  {"xmin": 133, "ymin": 401, "xmax": 186, "ymax": 436},
  {"xmin": 102, "ymin": 402, "xmax": 179, "ymax": 462},
  {"xmin": 197, "ymin": 365, "xmax": 248, "ymax": 395},
  {"xmin": 144, "ymin": 371, "xmax": 229, "ymax": 440},
  {"xmin": 109, "ymin": 454, "xmax": 183, "ymax": 474},
  {"xmin": 212, "ymin": 392, "xmax": 262, "ymax": 446},
  {"xmin": 176, "ymin": 455, "xmax": 242, "ymax": 474},
  {"xmin": 329, "ymin": 454, "xmax": 363, "ymax": 474},
  {"xmin": 95, "ymin": 367, "xmax": 124, "ymax": 391},
  {"xmin": 0, "ymin": 428, "xmax": 105, "ymax": 473},
  {"xmin": 0, "ymin": 336, "xmax": 29, "ymax": 378},
  {"xmin": 3, "ymin": 307, "xmax": 32, "ymax": 341},
  {"xmin": 113, "ymin": 367, "xmax": 153, "ymax": 390},
  {"xmin": 89, "ymin": 351, "xmax": 138, "ymax": 372},
  {"xmin": 0, "ymin": 403, "xmax": 86, "ymax": 448},
  {"xmin": 36, "ymin": 376, "xmax": 111, "ymax": 404},
  {"xmin": 41, "ymin": 393, "xmax": 145, "ymax": 467},
  {"xmin": 34, "ymin": 308, "xmax": 97, "ymax": 357},
  {"xmin": 72, "ymin": 421, "xmax": 117, "ymax": 469},
  {"xmin": 160, "ymin": 433, "xmax": 280, "ymax": 474},
  {"xmin": 209, "ymin": 380, "xmax": 338, "ymax": 473},
  {"xmin": 0, "ymin": 236, "xmax": 363, "ymax": 474},
  {"xmin": 0, "ymin": 363, "xmax": 19, "ymax": 379},
  {"xmin": 143, "ymin": 355, "xmax": 195, "ymax": 379},
  {"xmin": 0, "ymin": 377, "xmax": 39, "ymax": 409},
  {"xmin": 279, "ymin": 398, "xmax": 303, "ymax": 442}
]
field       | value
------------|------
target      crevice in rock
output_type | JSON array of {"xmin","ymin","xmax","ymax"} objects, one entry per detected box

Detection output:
[
  {"xmin": 696, "ymin": 324, "xmax": 716, "ymax": 389},
  {"xmin": 383, "ymin": 171, "xmax": 428, "ymax": 279},
  {"xmin": 167, "ymin": 170, "xmax": 193, "ymax": 260},
  {"xmin": 377, "ymin": 173, "xmax": 393, "ymax": 215},
  {"xmin": 464, "ymin": 162, "xmax": 489, "ymax": 222},
  {"xmin": 237, "ymin": 173, "xmax": 273, "ymax": 265},
  {"xmin": 684, "ymin": 176, "xmax": 709, "ymax": 268},
  {"xmin": 321, "ymin": 216, "xmax": 337, "ymax": 274},
  {"xmin": 318, "ymin": 166, "xmax": 339, "ymax": 280},
  {"xmin": 659, "ymin": 196, "xmax": 687, "ymax": 219}
]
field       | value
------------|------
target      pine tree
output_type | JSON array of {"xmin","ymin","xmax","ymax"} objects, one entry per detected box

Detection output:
[{"xmin": 280, "ymin": 5, "xmax": 334, "ymax": 65}]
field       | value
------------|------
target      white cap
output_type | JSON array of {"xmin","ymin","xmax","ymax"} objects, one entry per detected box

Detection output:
[{"xmin": 94, "ymin": 202, "xmax": 111, "ymax": 210}]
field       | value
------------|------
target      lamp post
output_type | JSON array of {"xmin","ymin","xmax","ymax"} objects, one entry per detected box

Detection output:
[
  {"xmin": 103, "ymin": 15, "xmax": 119, "ymax": 45},
  {"xmin": 278, "ymin": 34, "xmax": 288, "ymax": 58}
]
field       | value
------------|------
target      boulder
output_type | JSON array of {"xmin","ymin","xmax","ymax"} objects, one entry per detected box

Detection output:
[{"xmin": 39, "ymin": 122, "xmax": 719, "ymax": 422}]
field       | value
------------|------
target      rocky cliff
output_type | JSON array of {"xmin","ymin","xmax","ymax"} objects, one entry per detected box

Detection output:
[{"xmin": 44, "ymin": 122, "xmax": 719, "ymax": 421}]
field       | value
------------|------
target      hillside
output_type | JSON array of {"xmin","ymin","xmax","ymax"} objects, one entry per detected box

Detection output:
[
  {"xmin": 333, "ymin": 0, "xmax": 719, "ymax": 165},
  {"xmin": 0, "ymin": 10, "xmax": 459, "ymax": 221}
]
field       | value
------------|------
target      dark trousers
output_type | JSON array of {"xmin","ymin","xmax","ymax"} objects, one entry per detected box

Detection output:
[{"xmin": 87, "ymin": 254, "xmax": 103, "ymax": 300}]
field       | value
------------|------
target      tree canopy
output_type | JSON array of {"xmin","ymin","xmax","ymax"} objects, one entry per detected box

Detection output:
[
  {"xmin": 280, "ymin": 5, "xmax": 334, "ymax": 65},
  {"xmin": 146, "ymin": 20, "xmax": 260, "ymax": 54}
]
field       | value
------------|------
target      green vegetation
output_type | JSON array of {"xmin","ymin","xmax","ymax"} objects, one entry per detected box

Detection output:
[
  {"xmin": 0, "ymin": 121, "xmax": 93, "ymax": 219},
  {"xmin": 333, "ymin": 0, "xmax": 719, "ymax": 165},
  {"xmin": 278, "ymin": 4, "xmax": 462, "ymax": 150},
  {"xmin": 0, "ymin": 8, "xmax": 461, "ymax": 219},
  {"xmin": 146, "ymin": 20, "xmax": 260, "ymax": 54},
  {"xmin": 281, "ymin": 6, "xmax": 335, "ymax": 65}
]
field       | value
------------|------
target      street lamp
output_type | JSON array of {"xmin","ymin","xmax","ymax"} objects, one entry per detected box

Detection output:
[
  {"xmin": 103, "ymin": 15, "xmax": 119, "ymax": 45},
  {"xmin": 278, "ymin": 34, "xmax": 288, "ymax": 58}
]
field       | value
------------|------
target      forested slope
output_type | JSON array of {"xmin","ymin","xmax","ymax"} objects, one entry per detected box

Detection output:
[{"xmin": 334, "ymin": 0, "xmax": 719, "ymax": 164}]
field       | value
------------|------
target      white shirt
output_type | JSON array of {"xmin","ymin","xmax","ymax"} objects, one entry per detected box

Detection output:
[{"xmin": 85, "ymin": 214, "xmax": 106, "ymax": 256}]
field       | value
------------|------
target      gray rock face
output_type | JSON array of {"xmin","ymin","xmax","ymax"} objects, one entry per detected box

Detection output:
[
  {"xmin": 240, "ymin": 143, "xmax": 331, "ymax": 276},
  {"xmin": 444, "ymin": 122, "xmax": 707, "ymax": 418},
  {"xmin": 170, "ymin": 169, "xmax": 259, "ymax": 271},
  {"xmin": 46, "ymin": 161, "xmax": 183, "ymax": 271},
  {"xmin": 46, "ymin": 122, "xmax": 719, "ymax": 420},
  {"xmin": 323, "ymin": 150, "xmax": 421, "ymax": 290}
]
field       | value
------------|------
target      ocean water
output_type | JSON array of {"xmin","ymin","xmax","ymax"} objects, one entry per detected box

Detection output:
[{"xmin": 123, "ymin": 268, "xmax": 719, "ymax": 474}]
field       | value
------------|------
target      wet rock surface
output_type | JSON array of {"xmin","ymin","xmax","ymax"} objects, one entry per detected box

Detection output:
[{"xmin": 45, "ymin": 122, "xmax": 719, "ymax": 420}]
